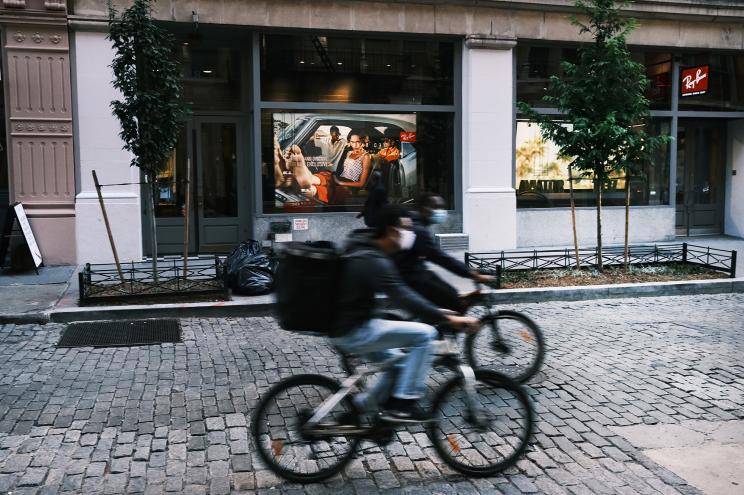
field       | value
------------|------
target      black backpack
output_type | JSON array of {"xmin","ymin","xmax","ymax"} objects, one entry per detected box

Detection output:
[{"xmin": 274, "ymin": 241, "xmax": 344, "ymax": 334}]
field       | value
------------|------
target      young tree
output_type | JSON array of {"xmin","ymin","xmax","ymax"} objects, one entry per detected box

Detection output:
[
  {"xmin": 108, "ymin": 0, "xmax": 187, "ymax": 279},
  {"xmin": 518, "ymin": 0, "xmax": 666, "ymax": 270}
]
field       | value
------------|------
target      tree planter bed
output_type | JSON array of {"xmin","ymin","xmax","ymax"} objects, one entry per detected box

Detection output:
[
  {"xmin": 465, "ymin": 243, "xmax": 737, "ymax": 289},
  {"xmin": 79, "ymin": 255, "xmax": 229, "ymax": 306}
]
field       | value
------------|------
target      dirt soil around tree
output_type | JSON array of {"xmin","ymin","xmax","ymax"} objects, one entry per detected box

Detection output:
[{"xmin": 500, "ymin": 262, "xmax": 729, "ymax": 289}]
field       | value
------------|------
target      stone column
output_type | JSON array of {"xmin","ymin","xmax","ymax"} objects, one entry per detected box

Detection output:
[
  {"xmin": 71, "ymin": 22, "xmax": 143, "ymax": 264},
  {"xmin": 726, "ymin": 120, "xmax": 744, "ymax": 238},
  {"xmin": 1, "ymin": 5, "xmax": 76, "ymax": 265},
  {"xmin": 461, "ymin": 35, "xmax": 517, "ymax": 251}
]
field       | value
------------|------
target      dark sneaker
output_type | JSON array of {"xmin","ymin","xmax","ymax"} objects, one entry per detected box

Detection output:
[{"xmin": 379, "ymin": 405, "xmax": 430, "ymax": 424}]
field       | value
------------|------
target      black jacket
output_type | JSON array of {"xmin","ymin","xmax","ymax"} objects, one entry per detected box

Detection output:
[
  {"xmin": 393, "ymin": 222, "xmax": 472, "ymax": 279},
  {"xmin": 333, "ymin": 232, "xmax": 446, "ymax": 337}
]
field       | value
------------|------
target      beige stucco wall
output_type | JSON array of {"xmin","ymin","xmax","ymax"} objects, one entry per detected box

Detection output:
[{"xmin": 71, "ymin": 0, "xmax": 744, "ymax": 50}]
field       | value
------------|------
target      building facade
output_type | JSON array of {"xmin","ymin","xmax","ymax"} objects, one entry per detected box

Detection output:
[{"xmin": 1, "ymin": 0, "xmax": 743, "ymax": 265}]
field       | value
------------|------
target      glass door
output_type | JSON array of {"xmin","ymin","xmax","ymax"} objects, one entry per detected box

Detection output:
[
  {"xmin": 195, "ymin": 119, "xmax": 243, "ymax": 251},
  {"xmin": 675, "ymin": 120, "xmax": 727, "ymax": 236},
  {"xmin": 149, "ymin": 126, "xmax": 196, "ymax": 255},
  {"xmin": 146, "ymin": 117, "xmax": 247, "ymax": 255}
]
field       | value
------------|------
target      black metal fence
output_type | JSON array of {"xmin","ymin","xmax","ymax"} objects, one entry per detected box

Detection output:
[
  {"xmin": 79, "ymin": 255, "xmax": 228, "ymax": 304},
  {"xmin": 465, "ymin": 243, "xmax": 737, "ymax": 289}
]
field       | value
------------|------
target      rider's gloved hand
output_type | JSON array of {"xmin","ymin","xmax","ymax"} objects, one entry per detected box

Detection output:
[{"xmin": 445, "ymin": 315, "xmax": 480, "ymax": 334}]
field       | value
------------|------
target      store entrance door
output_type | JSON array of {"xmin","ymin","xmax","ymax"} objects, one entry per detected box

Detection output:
[
  {"xmin": 675, "ymin": 119, "xmax": 727, "ymax": 236},
  {"xmin": 146, "ymin": 117, "xmax": 247, "ymax": 256}
]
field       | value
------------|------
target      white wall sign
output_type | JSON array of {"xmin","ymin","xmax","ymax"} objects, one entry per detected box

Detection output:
[
  {"xmin": 13, "ymin": 203, "xmax": 43, "ymax": 267},
  {"xmin": 292, "ymin": 218, "xmax": 309, "ymax": 231}
]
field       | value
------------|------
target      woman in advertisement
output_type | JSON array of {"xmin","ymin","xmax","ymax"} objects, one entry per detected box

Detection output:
[{"xmin": 334, "ymin": 130, "xmax": 373, "ymax": 189}]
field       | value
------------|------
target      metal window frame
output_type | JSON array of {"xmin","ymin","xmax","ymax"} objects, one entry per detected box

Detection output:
[
  {"xmin": 514, "ymin": 49, "xmax": 744, "ymax": 212},
  {"xmin": 251, "ymin": 32, "xmax": 463, "ymax": 218}
]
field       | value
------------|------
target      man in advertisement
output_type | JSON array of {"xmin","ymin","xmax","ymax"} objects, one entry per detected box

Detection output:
[{"xmin": 311, "ymin": 125, "xmax": 347, "ymax": 172}]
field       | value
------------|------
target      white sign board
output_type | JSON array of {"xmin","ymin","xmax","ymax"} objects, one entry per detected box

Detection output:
[
  {"xmin": 13, "ymin": 203, "xmax": 43, "ymax": 267},
  {"xmin": 292, "ymin": 218, "xmax": 309, "ymax": 231}
]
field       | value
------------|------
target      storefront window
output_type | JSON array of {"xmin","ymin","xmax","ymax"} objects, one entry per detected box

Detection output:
[
  {"xmin": 515, "ymin": 119, "xmax": 670, "ymax": 208},
  {"xmin": 176, "ymin": 42, "xmax": 241, "ymax": 111},
  {"xmin": 634, "ymin": 51, "xmax": 672, "ymax": 110},
  {"xmin": 517, "ymin": 44, "xmax": 672, "ymax": 110},
  {"xmin": 260, "ymin": 34, "xmax": 454, "ymax": 105},
  {"xmin": 678, "ymin": 53, "xmax": 744, "ymax": 112},
  {"xmin": 156, "ymin": 127, "xmax": 188, "ymax": 218},
  {"xmin": 261, "ymin": 110, "xmax": 454, "ymax": 213},
  {"xmin": 516, "ymin": 45, "xmax": 577, "ymax": 108}
]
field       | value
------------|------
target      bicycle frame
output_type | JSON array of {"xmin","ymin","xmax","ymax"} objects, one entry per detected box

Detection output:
[
  {"xmin": 473, "ymin": 281, "xmax": 505, "ymax": 342},
  {"xmin": 304, "ymin": 334, "xmax": 485, "ymax": 435}
]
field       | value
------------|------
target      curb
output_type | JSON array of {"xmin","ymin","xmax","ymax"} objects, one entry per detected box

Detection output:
[
  {"xmin": 0, "ymin": 313, "xmax": 51, "ymax": 325},
  {"xmin": 37, "ymin": 276, "xmax": 744, "ymax": 324},
  {"xmin": 484, "ymin": 277, "xmax": 744, "ymax": 304}
]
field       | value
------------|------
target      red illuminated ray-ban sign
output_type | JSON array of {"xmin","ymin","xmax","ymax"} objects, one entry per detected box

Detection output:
[
  {"xmin": 681, "ymin": 65, "xmax": 709, "ymax": 97},
  {"xmin": 400, "ymin": 131, "xmax": 416, "ymax": 143}
]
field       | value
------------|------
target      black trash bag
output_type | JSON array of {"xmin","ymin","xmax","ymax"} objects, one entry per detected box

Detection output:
[
  {"xmin": 225, "ymin": 241, "xmax": 276, "ymax": 295},
  {"xmin": 225, "ymin": 240, "xmax": 261, "ymax": 277}
]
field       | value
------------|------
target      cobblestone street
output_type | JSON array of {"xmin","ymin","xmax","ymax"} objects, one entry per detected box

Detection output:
[{"xmin": 0, "ymin": 293, "xmax": 743, "ymax": 494}]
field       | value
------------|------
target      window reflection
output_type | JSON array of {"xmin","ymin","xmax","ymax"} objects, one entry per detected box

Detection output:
[
  {"xmin": 678, "ymin": 53, "xmax": 744, "ymax": 112},
  {"xmin": 516, "ymin": 44, "xmax": 672, "ymax": 110},
  {"xmin": 261, "ymin": 34, "xmax": 454, "ymax": 105},
  {"xmin": 515, "ymin": 119, "xmax": 670, "ymax": 208},
  {"xmin": 156, "ymin": 127, "xmax": 188, "ymax": 218},
  {"xmin": 202, "ymin": 123, "xmax": 238, "ymax": 218}
]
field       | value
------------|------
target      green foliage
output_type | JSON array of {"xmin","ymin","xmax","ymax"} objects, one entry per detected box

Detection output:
[
  {"xmin": 108, "ymin": 0, "xmax": 187, "ymax": 178},
  {"xmin": 517, "ymin": 0, "xmax": 668, "ymax": 183}
]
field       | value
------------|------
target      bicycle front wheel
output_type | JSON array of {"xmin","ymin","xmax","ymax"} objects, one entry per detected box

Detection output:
[
  {"xmin": 427, "ymin": 369, "xmax": 534, "ymax": 477},
  {"xmin": 465, "ymin": 310, "xmax": 545, "ymax": 383},
  {"xmin": 251, "ymin": 374, "xmax": 361, "ymax": 483}
]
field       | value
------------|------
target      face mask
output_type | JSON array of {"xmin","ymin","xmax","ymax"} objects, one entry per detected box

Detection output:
[
  {"xmin": 430, "ymin": 209, "xmax": 448, "ymax": 224},
  {"xmin": 397, "ymin": 228, "xmax": 416, "ymax": 251}
]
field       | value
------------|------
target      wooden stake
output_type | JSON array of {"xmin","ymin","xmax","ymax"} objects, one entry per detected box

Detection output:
[
  {"xmin": 183, "ymin": 158, "xmax": 191, "ymax": 277},
  {"xmin": 624, "ymin": 174, "xmax": 631, "ymax": 271},
  {"xmin": 92, "ymin": 170, "xmax": 125, "ymax": 283},
  {"xmin": 568, "ymin": 163, "xmax": 581, "ymax": 270}
]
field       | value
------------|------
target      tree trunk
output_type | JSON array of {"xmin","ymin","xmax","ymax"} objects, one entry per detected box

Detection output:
[
  {"xmin": 568, "ymin": 163, "xmax": 580, "ymax": 270},
  {"xmin": 147, "ymin": 174, "xmax": 159, "ymax": 282},
  {"xmin": 596, "ymin": 178, "xmax": 603, "ymax": 271},
  {"xmin": 183, "ymin": 158, "xmax": 191, "ymax": 278},
  {"xmin": 623, "ymin": 173, "xmax": 631, "ymax": 271}
]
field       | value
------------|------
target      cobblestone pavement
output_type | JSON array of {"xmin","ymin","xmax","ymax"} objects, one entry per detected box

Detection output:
[{"xmin": 1, "ymin": 293, "xmax": 743, "ymax": 494}]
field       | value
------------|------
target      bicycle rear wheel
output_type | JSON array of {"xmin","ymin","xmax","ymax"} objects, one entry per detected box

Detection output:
[
  {"xmin": 427, "ymin": 369, "xmax": 534, "ymax": 477},
  {"xmin": 465, "ymin": 310, "xmax": 545, "ymax": 383},
  {"xmin": 251, "ymin": 374, "xmax": 361, "ymax": 483}
]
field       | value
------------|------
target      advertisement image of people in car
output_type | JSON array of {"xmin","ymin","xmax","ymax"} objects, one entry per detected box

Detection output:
[{"xmin": 272, "ymin": 112, "xmax": 417, "ymax": 212}]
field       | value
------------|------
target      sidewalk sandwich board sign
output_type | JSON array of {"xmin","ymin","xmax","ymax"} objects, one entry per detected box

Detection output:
[{"xmin": 0, "ymin": 202, "xmax": 43, "ymax": 272}]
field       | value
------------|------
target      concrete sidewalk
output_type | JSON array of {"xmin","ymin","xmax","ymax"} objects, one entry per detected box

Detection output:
[{"xmin": 1, "ymin": 235, "xmax": 742, "ymax": 324}]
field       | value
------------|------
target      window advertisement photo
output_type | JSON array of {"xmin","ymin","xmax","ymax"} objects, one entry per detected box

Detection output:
[{"xmin": 270, "ymin": 112, "xmax": 418, "ymax": 212}]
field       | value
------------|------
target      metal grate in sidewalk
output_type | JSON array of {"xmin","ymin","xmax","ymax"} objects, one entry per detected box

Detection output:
[{"xmin": 57, "ymin": 319, "xmax": 181, "ymax": 348}]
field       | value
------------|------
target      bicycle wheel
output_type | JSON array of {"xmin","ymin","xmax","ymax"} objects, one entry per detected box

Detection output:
[
  {"xmin": 427, "ymin": 369, "xmax": 534, "ymax": 477},
  {"xmin": 251, "ymin": 374, "xmax": 361, "ymax": 483},
  {"xmin": 464, "ymin": 310, "xmax": 545, "ymax": 383}
]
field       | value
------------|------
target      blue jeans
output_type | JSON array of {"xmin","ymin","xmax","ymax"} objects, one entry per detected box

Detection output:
[{"xmin": 333, "ymin": 319, "xmax": 438, "ymax": 409}]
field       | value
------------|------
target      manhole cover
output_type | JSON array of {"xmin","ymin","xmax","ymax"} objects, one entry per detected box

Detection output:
[{"xmin": 58, "ymin": 319, "xmax": 182, "ymax": 348}]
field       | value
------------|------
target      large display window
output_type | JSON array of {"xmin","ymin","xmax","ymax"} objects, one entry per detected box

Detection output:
[
  {"xmin": 261, "ymin": 111, "xmax": 454, "ymax": 214},
  {"xmin": 258, "ymin": 33, "xmax": 457, "ymax": 215},
  {"xmin": 261, "ymin": 34, "xmax": 455, "ymax": 105},
  {"xmin": 515, "ymin": 119, "xmax": 670, "ymax": 208},
  {"xmin": 678, "ymin": 53, "xmax": 744, "ymax": 112},
  {"xmin": 517, "ymin": 44, "xmax": 672, "ymax": 110}
]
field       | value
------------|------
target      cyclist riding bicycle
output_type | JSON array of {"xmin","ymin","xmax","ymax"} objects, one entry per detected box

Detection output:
[
  {"xmin": 333, "ymin": 204, "xmax": 480, "ymax": 422},
  {"xmin": 393, "ymin": 193, "xmax": 494, "ymax": 314}
]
